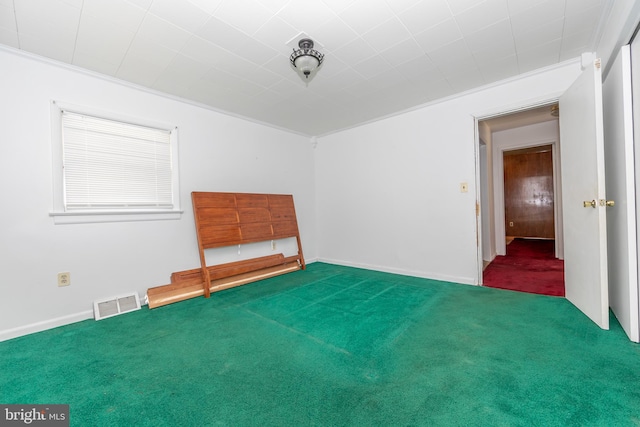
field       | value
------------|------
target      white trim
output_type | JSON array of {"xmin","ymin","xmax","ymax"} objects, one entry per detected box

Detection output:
[
  {"xmin": 49, "ymin": 100, "xmax": 182, "ymax": 224},
  {"xmin": 0, "ymin": 45, "xmax": 311, "ymax": 138},
  {"xmin": 317, "ymin": 59, "xmax": 581, "ymax": 138},
  {"xmin": 474, "ymin": 118, "xmax": 483, "ymax": 285},
  {"xmin": 0, "ymin": 310, "xmax": 93, "ymax": 342},
  {"xmin": 473, "ymin": 97, "xmax": 564, "ymax": 290},
  {"xmin": 473, "ymin": 96, "xmax": 564, "ymax": 122},
  {"xmin": 0, "ymin": 44, "xmax": 583, "ymax": 140},
  {"xmin": 50, "ymin": 210, "xmax": 183, "ymax": 225},
  {"xmin": 316, "ymin": 257, "xmax": 476, "ymax": 286}
]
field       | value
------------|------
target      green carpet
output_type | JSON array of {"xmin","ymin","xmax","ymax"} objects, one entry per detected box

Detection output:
[{"xmin": 1, "ymin": 263, "xmax": 639, "ymax": 426}]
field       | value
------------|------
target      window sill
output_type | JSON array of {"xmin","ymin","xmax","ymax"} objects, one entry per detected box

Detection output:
[{"xmin": 50, "ymin": 210, "xmax": 183, "ymax": 225}]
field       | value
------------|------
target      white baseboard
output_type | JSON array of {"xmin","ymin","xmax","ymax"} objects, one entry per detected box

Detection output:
[
  {"xmin": 316, "ymin": 257, "xmax": 477, "ymax": 286},
  {"xmin": 0, "ymin": 310, "xmax": 93, "ymax": 343},
  {"xmin": 1, "ymin": 258, "xmax": 461, "ymax": 343}
]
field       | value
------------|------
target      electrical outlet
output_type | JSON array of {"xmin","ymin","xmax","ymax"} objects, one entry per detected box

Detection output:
[
  {"xmin": 58, "ymin": 272, "xmax": 70, "ymax": 287},
  {"xmin": 271, "ymin": 240, "xmax": 277, "ymax": 250},
  {"xmin": 509, "ymin": 221, "xmax": 514, "ymax": 227},
  {"xmin": 460, "ymin": 182, "xmax": 468, "ymax": 193}
]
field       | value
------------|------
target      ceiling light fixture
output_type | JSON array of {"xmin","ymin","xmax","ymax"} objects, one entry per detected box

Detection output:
[{"xmin": 290, "ymin": 38, "xmax": 324, "ymax": 80}]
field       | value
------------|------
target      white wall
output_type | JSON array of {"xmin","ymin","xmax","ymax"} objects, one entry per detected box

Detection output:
[
  {"xmin": 0, "ymin": 49, "xmax": 316, "ymax": 341},
  {"xmin": 315, "ymin": 62, "xmax": 582, "ymax": 285}
]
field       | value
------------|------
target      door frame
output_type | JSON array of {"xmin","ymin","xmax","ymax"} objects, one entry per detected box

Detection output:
[{"xmin": 473, "ymin": 97, "xmax": 563, "ymax": 285}]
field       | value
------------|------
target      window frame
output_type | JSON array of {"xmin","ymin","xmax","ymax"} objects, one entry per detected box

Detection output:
[{"xmin": 50, "ymin": 101, "xmax": 182, "ymax": 224}]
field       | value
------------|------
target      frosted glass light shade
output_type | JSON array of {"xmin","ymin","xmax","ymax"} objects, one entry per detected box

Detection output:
[{"xmin": 294, "ymin": 55, "xmax": 320, "ymax": 77}]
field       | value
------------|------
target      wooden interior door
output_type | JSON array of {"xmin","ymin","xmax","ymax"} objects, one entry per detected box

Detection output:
[{"xmin": 503, "ymin": 147, "xmax": 555, "ymax": 239}]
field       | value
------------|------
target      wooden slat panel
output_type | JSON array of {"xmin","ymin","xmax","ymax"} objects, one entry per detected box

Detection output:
[
  {"xmin": 192, "ymin": 192, "xmax": 236, "ymax": 208},
  {"xmin": 169, "ymin": 254, "xmax": 294, "ymax": 283},
  {"xmin": 147, "ymin": 256, "xmax": 300, "ymax": 308},
  {"xmin": 209, "ymin": 262, "xmax": 300, "ymax": 293},
  {"xmin": 236, "ymin": 193, "xmax": 269, "ymax": 208},
  {"xmin": 269, "ymin": 194, "xmax": 296, "ymax": 221},
  {"xmin": 238, "ymin": 207, "xmax": 271, "ymax": 224},
  {"xmin": 208, "ymin": 254, "xmax": 286, "ymax": 279},
  {"xmin": 147, "ymin": 283, "xmax": 205, "ymax": 309},
  {"xmin": 171, "ymin": 269, "xmax": 204, "ymax": 286},
  {"xmin": 197, "ymin": 207, "xmax": 238, "ymax": 225},
  {"xmin": 240, "ymin": 223, "xmax": 274, "ymax": 242},
  {"xmin": 270, "ymin": 207, "xmax": 296, "ymax": 222},
  {"xmin": 268, "ymin": 194, "xmax": 293, "ymax": 206},
  {"xmin": 199, "ymin": 224, "xmax": 241, "ymax": 248},
  {"xmin": 272, "ymin": 221, "xmax": 298, "ymax": 238}
]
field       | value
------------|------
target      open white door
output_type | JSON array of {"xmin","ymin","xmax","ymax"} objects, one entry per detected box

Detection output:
[
  {"xmin": 603, "ymin": 45, "xmax": 639, "ymax": 342},
  {"xmin": 559, "ymin": 57, "xmax": 609, "ymax": 329}
]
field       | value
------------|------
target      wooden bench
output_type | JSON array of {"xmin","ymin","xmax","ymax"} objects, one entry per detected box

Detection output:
[{"xmin": 147, "ymin": 192, "xmax": 305, "ymax": 308}]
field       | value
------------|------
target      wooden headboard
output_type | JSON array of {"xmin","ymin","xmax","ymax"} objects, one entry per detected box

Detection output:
[{"xmin": 147, "ymin": 192, "xmax": 305, "ymax": 308}]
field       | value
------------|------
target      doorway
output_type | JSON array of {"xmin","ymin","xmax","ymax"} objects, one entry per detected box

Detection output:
[{"xmin": 476, "ymin": 104, "xmax": 564, "ymax": 296}]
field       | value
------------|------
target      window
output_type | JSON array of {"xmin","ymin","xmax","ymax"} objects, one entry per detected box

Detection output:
[{"xmin": 50, "ymin": 102, "xmax": 181, "ymax": 224}]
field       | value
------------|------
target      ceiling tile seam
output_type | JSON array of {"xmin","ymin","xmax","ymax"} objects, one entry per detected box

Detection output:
[
  {"xmin": 11, "ymin": 0, "xmax": 20, "ymax": 49},
  {"xmin": 348, "ymin": 52, "xmax": 410, "ymax": 84},
  {"xmin": 352, "ymin": 10, "xmax": 444, "ymax": 88},
  {"xmin": 468, "ymin": 19, "xmax": 517, "ymax": 78},
  {"xmin": 184, "ymin": 30, "xmax": 293, "ymax": 81},
  {"xmin": 122, "ymin": 8, "xmax": 226, "ymax": 90},
  {"xmin": 360, "ymin": 13, "xmax": 410, "ymax": 51},
  {"xmin": 150, "ymin": 3, "xmax": 216, "ymax": 41},
  {"xmin": 434, "ymin": 37, "xmax": 486, "ymax": 88},
  {"xmin": 114, "ymin": 6, "xmax": 155, "ymax": 78},
  {"xmin": 389, "ymin": 5, "xmax": 486, "ymax": 89},
  {"xmin": 556, "ymin": 0, "xmax": 570, "ymax": 58},
  {"xmin": 128, "ymin": 0, "xmax": 152, "ymax": 12},
  {"xmin": 193, "ymin": 60, "xmax": 276, "ymax": 95},
  {"xmin": 381, "ymin": 0, "xmax": 419, "ymax": 17},
  {"xmin": 266, "ymin": 3, "xmax": 337, "ymax": 46},
  {"xmin": 330, "ymin": 36, "xmax": 388, "ymax": 81},
  {"xmin": 583, "ymin": 1, "xmax": 614, "ymax": 55},
  {"xmin": 446, "ymin": 0, "xmax": 482, "ymax": 16},
  {"xmin": 70, "ymin": 0, "xmax": 85, "ymax": 64},
  {"xmin": 148, "ymin": 51, "xmax": 184, "ymax": 90},
  {"xmin": 138, "ymin": 12, "xmax": 214, "ymax": 91},
  {"xmin": 507, "ymin": 8, "xmax": 527, "ymax": 75}
]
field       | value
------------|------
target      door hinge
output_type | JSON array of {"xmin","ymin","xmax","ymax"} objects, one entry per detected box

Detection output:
[{"xmin": 595, "ymin": 58, "xmax": 601, "ymax": 69}]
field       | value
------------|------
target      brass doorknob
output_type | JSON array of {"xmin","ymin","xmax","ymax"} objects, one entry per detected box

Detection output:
[
  {"xmin": 606, "ymin": 200, "xmax": 615, "ymax": 207},
  {"xmin": 583, "ymin": 200, "xmax": 596, "ymax": 208}
]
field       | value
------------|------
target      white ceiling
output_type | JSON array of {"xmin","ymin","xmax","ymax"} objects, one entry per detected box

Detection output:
[{"xmin": 1, "ymin": 0, "xmax": 611, "ymax": 136}]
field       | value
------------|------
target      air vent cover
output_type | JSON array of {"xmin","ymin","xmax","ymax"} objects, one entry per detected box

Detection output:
[{"xmin": 94, "ymin": 293, "xmax": 141, "ymax": 320}]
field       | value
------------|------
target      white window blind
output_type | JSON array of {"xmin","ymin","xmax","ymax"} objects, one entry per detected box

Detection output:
[{"xmin": 61, "ymin": 111, "xmax": 173, "ymax": 211}]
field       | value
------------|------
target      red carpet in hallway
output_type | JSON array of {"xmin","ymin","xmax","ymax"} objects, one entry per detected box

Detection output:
[{"xmin": 483, "ymin": 238, "xmax": 565, "ymax": 296}]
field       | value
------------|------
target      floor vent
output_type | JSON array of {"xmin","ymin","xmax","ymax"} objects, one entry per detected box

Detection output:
[{"xmin": 94, "ymin": 293, "xmax": 141, "ymax": 320}]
